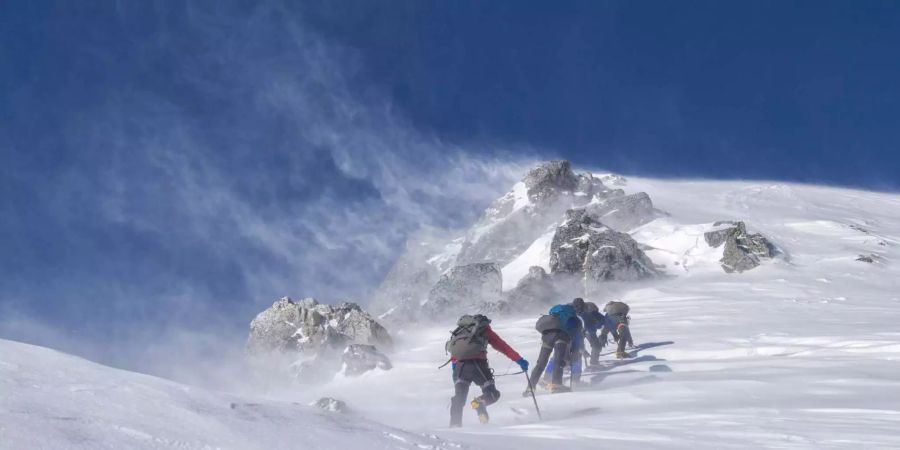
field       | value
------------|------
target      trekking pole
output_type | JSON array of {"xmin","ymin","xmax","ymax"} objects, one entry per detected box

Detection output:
[
  {"xmin": 569, "ymin": 361, "xmax": 575, "ymax": 391},
  {"xmin": 522, "ymin": 372, "xmax": 543, "ymax": 421}
]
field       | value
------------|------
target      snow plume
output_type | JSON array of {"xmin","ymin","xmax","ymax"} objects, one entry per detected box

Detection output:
[{"xmin": 0, "ymin": 1, "xmax": 534, "ymax": 383}]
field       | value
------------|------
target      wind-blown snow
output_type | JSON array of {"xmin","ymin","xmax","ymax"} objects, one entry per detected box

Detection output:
[
  {"xmin": 511, "ymin": 181, "xmax": 531, "ymax": 211},
  {"xmin": 5, "ymin": 176, "xmax": 900, "ymax": 449}
]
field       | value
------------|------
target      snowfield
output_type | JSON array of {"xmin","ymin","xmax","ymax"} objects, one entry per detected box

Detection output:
[{"xmin": 4, "ymin": 176, "xmax": 900, "ymax": 449}]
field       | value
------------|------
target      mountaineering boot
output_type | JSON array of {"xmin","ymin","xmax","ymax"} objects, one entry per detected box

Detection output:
[
  {"xmin": 616, "ymin": 351, "xmax": 630, "ymax": 359},
  {"xmin": 547, "ymin": 383, "xmax": 571, "ymax": 394},
  {"xmin": 537, "ymin": 377, "xmax": 552, "ymax": 391},
  {"xmin": 471, "ymin": 397, "xmax": 489, "ymax": 424},
  {"xmin": 522, "ymin": 387, "xmax": 534, "ymax": 398}
]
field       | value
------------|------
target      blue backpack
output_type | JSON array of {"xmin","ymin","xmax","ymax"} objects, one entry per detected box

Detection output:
[{"xmin": 548, "ymin": 304, "xmax": 580, "ymax": 333}]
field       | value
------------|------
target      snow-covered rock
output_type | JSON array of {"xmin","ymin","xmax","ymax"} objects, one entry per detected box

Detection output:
[
  {"xmin": 372, "ymin": 161, "xmax": 661, "ymax": 319},
  {"xmin": 596, "ymin": 173, "xmax": 628, "ymax": 186},
  {"xmin": 422, "ymin": 263, "xmax": 502, "ymax": 318},
  {"xmin": 455, "ymin": 160, "xmax": 618, "ymax": 267},
  {"xmin": 342, "ymin": 344, "xmax": 392, "ymax": 376},
  {"xmin": 312, "ymin": 397, "xmax": 349, "ymax": 413},
  {"xmin": 522, "ymin": 159, "xmax": 580, "ymax": 202},
  {"xmin": 550, "ymin": 208, "xmax": 659, "ymax": 285},
  {"xmin": 584, "ymin": 191, "xmax": 660, "ymax": 231},
  {"xmin": 247, "ymin": 298, "xmax": 393, "ymax": 382},
  {"xmin": 856, "ymin": 253, "xmax": 884, "ymax": 264},
  {"xmin": 704, "ymin": 221, "xmax": 778, "ymax": 273},
  {"xmin": 500, "ymin": 266, "xmax": 559, "ymax": 312}
]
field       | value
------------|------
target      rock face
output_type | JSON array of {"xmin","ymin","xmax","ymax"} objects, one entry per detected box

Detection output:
[
  {"xmin": 522, "ymin": 160, "xmax": 580, "ymax": 202},
  {"xmin": 550, "ymin": 209, "xmax": 659, "ymax": 284},
  {"xmin": 342, "ymin": 344, "xmax": 392, "ymax": 376},
  {"xmin": 501, "ymin": 266, "xmax": 559, "ymax": 312},
  {"xmin": 478, "ymin": 266, "xmax": 559, "ymax": 315},
  {"xmin": 704, "ymin": 221, "xmax": 777, "ymax": 273},
  {"xmin": 247, "ymin": 297, "xmax": 393, "ymax": 357},
  {"xmin": 584, "ymin": 192, "xmax": 659, "ymax": 232},
  {"xmin": 422, "ymin": 263, "xmax": 502, "ymax": 318},
  {"xmin": 455, "ymin": 161, "xmax": 621, "ymax": 267},
  {"xmin": 370, "ymin": 160, "xmax": 661, "ymax": 320}
]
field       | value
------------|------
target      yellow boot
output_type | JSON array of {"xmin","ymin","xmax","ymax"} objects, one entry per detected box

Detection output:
[
  {"xmin": 470, "ymin": 398, "xmax": 489, "ymax": 424},
  {"xmin": 547, "ymin": 383, "xmax": 572, "ymax": 394}
]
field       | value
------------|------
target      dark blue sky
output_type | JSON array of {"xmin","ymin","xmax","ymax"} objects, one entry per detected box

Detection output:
[
  {"xmin": 1, "ymin": 1, "xmax": 899, "ymax": 373},
  {"xmin": 296, "ymin": 0, "xmax": 900, "ymax": 187}
]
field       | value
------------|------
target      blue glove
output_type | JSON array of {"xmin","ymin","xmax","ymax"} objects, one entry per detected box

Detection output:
[{"xmin": 516, "ymin": 358, "xmax": 529, "ymax": 372}]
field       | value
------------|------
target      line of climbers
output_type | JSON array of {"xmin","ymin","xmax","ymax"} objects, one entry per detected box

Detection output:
[{"xmin": 443, "ymin": 298, "xmax": 635, "ymax": 427}]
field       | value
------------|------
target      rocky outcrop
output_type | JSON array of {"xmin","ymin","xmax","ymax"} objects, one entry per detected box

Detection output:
[
  {"xmin": 584, "ymin": 192, "xmax": 659, "ymax": 231},
  {"xmin": 476, "ymin": 266, "xmax": 559, "ymax": 315},
  {"xmin": 522, "ymin": 160, "xmax": 580, "ymax": 203},
  {"xmin": 247, "ymin": 297, "xmax": 392, "ymax": 357},
  {"xmin": 370, "ymin": 161, "xmax": 660, "ymax": 320},
  {"xmin": 422, "ymin": 263, "xmax": 502, "ymax": 318},
  {"xmin": 704, "ymin": 221, "xmax": 777, "ymax": 273},
  {"xmin": 550, "ymin": 209, "xmax": 659, "ymax": 284},
  {"xmin": 342, "ymin": 344, "xmax": 392, "ymax": 376},
  {"xmin": 247, "ymin": 298, "xmax": 393, "ymax": 383},
  {"xmin": 502, "ymin": 266, "xmax": 559, "ymax": 311},
  {"xmin": 856, "ymin": 253, "xmax": 884, "ymax": 264},
  {"xmin": 455, "ymin": 161, "xmax": 620, "ymax": 267},
  {"xmin": 312, "ymin": 397, "xmax": 349, "ymax": 414}
]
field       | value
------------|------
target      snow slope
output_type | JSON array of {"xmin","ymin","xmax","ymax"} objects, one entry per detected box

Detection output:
[
  {"xmin": 5, "ymin": 176, "xmax": 900, "ymax": 449},
  {"xmin": 0, "ymin": 339, "xmax": 463, "ymax": 450},
  {"xmin": 303, "ymin": 177, "xmax": 900, "ymax": 449}
]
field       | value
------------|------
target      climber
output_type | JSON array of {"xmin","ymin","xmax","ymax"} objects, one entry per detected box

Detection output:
[
  {"xmin": 580, "ymin": 300, "xmax": 606, "ymax": 366},
  {"xmin": 541, "ymin": 312, "xmax": 584, "ymax": 388},
  {"xmin": 599, "ymin": 300, "xmax": 635, "ymax": 359},
  {"xmin": 525, "ymin": 298, "xmax": 584, "ymax": 395},
  {"xmin": 445, "ymin": 314, "xmax": 528, "ymax": 427}
]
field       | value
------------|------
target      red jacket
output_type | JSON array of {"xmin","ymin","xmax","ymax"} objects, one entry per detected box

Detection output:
[{"xmin": 451, "ymin": 325, "xmax": 522, "ymax": 363}]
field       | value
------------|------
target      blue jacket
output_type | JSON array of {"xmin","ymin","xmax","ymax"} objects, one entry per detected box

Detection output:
[
  {"xmin": 548, "ymin": 304, "xmax": 581, "ymax": 334},
  {"xmin": 582, "ymin": 311, "xmax": 605, "ymax": 332}
]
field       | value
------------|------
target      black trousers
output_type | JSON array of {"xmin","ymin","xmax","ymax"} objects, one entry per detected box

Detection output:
[
  {"xmin": 528, "ymin": 330, "xmax": 571, "ymax": 388},
  {"xmin": 450, "ymin": 359, "xmax": 500, "ymax": 427},
  {"xmin": 585, "ymin": 328, "xmax": 603, "ymax": 364}
]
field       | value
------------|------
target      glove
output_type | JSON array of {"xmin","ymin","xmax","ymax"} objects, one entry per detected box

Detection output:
[{"xmin": 516, "ymin": 358, "xmax": 529, "ymax": 372}]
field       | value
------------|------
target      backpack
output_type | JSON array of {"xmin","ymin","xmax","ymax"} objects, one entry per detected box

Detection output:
[
  {"xmin": 582, "ymin": 301, "xmax": 602, "ymax": 328},
  {"xmin": 535, "ymin": 314, "xmax": 562, "ymax": 333},
  {"xmin": 548, "ymin": 304, "xmax": 580, "ymax": 333},
  {"xmin": 604, "ymin": 301, "xmax": 630, "ymax": 317},
  {"xmin": 445, "ymin": 314, "xmax": 491, "ymax": 360}
]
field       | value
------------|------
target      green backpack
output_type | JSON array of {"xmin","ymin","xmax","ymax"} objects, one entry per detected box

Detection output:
[{"xmin": 445, "ymin": 314, "xmax": 492, "ymax": 360}]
